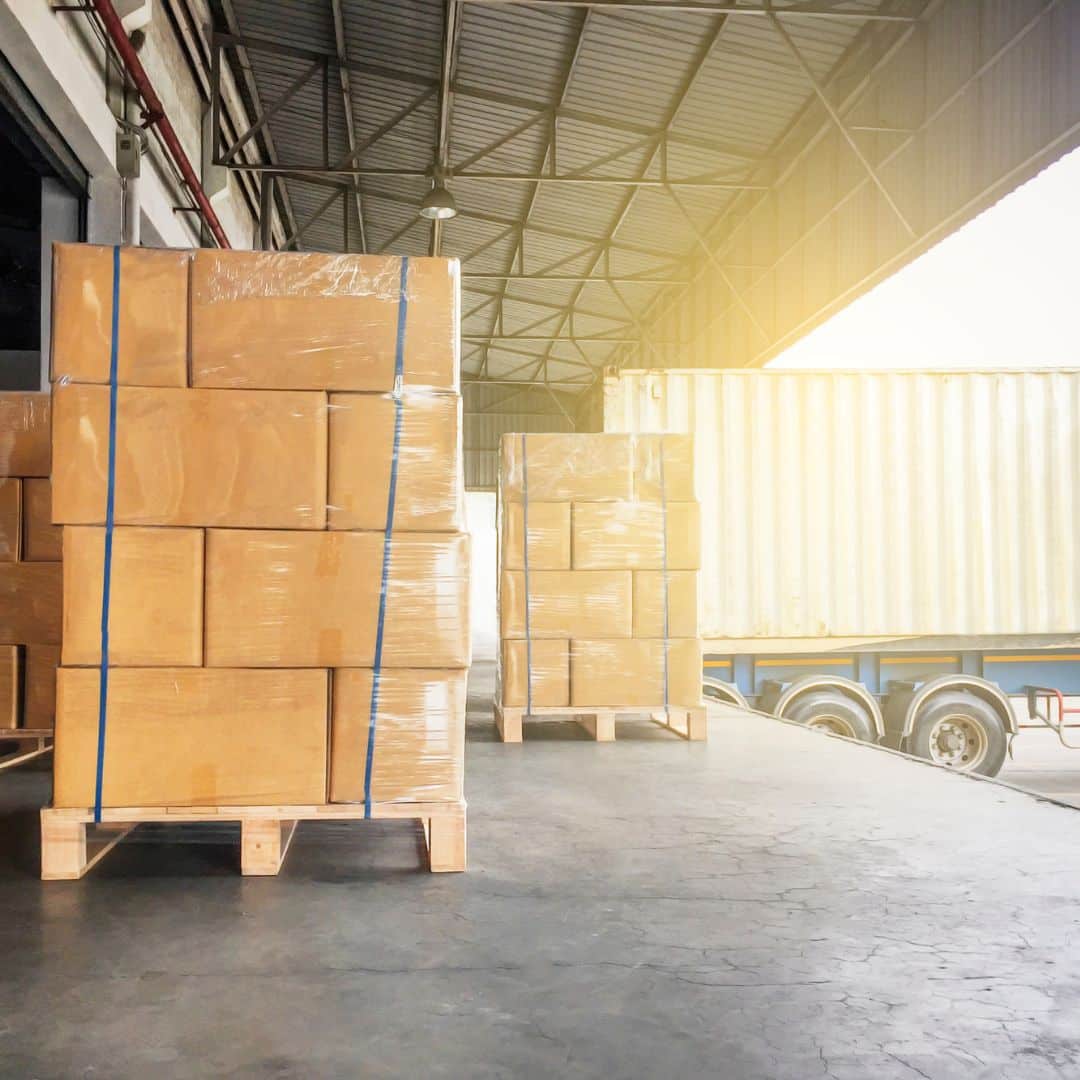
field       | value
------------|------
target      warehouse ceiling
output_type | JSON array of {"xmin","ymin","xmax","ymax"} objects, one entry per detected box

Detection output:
[{"xmin": 206, "ymin": 0, "xmax": 932, "ymax": 394}]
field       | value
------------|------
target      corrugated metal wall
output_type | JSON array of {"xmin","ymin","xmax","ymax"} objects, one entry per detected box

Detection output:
[
  {"xmin": 605, "ymin": 369, "xmax": 1080, "ymax": 641},
  {"xmin": 463, "ymin": 384, "xmax": 575, "ymax": 490},
  {"xmin": 615, "ymin": 0, "xmax": 1080, "ymax": 373}
]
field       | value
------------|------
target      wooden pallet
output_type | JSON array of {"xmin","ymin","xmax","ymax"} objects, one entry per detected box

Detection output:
[
  {"xmin": 39, "ymin": 800, "xmax": 466, "ymax": 880},
  {"xmin": 494, "ymin": 702, "xmax": 706, "ymax": 743},
  {"xmin": 0, "ymin": 729, "xmax": 53, "ymax": 774}
]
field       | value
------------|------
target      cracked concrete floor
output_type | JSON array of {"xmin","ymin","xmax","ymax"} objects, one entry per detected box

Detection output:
[{"xmin": 0, "ymin": 661, "xmax": 1078, "ymax": 1079}]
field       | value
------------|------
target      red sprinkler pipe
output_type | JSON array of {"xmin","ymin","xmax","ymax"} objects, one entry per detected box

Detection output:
[{"xmin": 91, "ymin": 0, "xmax": 232, "ymax": 249}]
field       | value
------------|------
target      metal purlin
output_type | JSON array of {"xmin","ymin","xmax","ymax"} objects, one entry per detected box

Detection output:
[
  {"xmin": 521, "ymin": 433, "xmax": 533, "ymax": 716},
  {"xmin": 93, "ymin": 245, "xmax": 122, "ymax": 823},
  {"xmin": 659, "ymin": 437, "xmax": 670, "ymax": 718},
  {"xmin": 364, "ymin": 255, "xmax": 409, "ymax": 817}
]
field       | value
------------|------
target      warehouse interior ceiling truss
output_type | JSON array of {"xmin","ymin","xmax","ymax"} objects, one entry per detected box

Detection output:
[{"xmin": 203, "ymin": 0, "xmax": 1080, "ymax": 405}]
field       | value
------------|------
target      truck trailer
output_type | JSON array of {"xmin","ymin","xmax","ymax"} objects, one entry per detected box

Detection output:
[{"xmin": 603, "ymin": 367, "xmax": 1080, "ymax": 777}]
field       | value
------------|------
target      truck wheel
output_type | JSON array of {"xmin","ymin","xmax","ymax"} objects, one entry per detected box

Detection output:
[
  {"xmin": 784, "ymin": 691, "xmax": 876, "ymax": 743},
  {"xmin": 908, "ymin": 692, "xmax": 1007, "ymax": 777}
]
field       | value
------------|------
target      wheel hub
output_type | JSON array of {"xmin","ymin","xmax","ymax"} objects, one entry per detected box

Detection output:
[
  {"xmin": 928, "ymin": 714, "xmax": 987, "ymax": 769},
  {"xmin": 807, "ymin": 714, "xmax": 855, "ymax": 738}
]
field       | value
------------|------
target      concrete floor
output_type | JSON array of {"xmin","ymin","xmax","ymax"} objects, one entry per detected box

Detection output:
[{"xmin": 0, "ymin": 663, "xmax": 1079, "ymax": 1078}]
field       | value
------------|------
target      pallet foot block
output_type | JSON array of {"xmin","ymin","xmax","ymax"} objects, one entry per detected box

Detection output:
[{"xmin": 241, "ymin": 819, "xmax": 298, "ymax": 876}]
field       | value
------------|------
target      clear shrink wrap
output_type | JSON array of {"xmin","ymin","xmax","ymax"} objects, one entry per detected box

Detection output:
[
  {"xmin": 51, "ymin": 244, "xmax": 190, "ymax": 387},
  {"xmin": 330, "ymin": 669, "xmax": 466, "ymax": 803},
  {"xmin": 204, "ymin": 529, "xmax": 471, "ymax": 668},
  {"xmin": 21, "ymin": 479, "xmax": 61, "ymax": 561},
  {"xmin": 52, "ymin": 668, "xmax": 330, "ymax": 807},
  {"xmin": 190, "ymin": 251, "xmax": 460, "ymax": 391},
  {"xmin": 49, "ymin": 242, "xmax": 468, "ymax": 809},
  {"xmin": 571, "ymin": 501, "xmax": 700, "ymax": 570},
  {"xmin": 52, "ymin": 383, "xmax": 329, "ymax": 529},
  {"xmin": 500, "ymin": 570, "xmax": 632, "ymax": 640},
  {"xmin": 329, "ymin": 391, "xmax": 464, "ymax": 531},
  {"xmin": 0, "ymin": 393, "xmax": 51, "ymax": 477},
  {"xmin": 62, "ymin": 527, "xmax": 204, "ymax": 667},
  {"xmin": 497, "ymin": 430, "xmax": 702, "ymax": 714}
]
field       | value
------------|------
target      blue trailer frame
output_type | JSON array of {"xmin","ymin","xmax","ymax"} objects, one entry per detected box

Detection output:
[{"xmin": 702, "ymin": 639, "xmax": 1080, "ymax": 771}]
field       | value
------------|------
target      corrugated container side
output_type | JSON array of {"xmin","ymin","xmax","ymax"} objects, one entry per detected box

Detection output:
[{"xmin": 604, "ymin": 369, "xmax": 1080, "ymax": 641}]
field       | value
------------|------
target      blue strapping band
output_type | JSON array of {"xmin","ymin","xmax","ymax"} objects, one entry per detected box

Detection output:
[
  {"xmin": 364, "ymin": 255, "xmax": 409, "ymax": 818},
  {"xmin": 93, "ymin": 245, "xmax": 121, "ymax": 823},
  {"xmin": 658, "ymin": 437, "xmax": 670, "ymax": 716},
  {"xmin": 521, "ymin": 434, "xmax": 532, "ymax": 716}
]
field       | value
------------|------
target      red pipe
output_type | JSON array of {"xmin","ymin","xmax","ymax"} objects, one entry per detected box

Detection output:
[{"xmin": 91, "ymin": 0, "xmax": 231, "ymax": 249}]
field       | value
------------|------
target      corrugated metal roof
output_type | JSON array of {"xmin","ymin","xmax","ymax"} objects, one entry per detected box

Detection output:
[{"xmin": 222, "ymin": 0, "xmax": 930, "ymax": 389}]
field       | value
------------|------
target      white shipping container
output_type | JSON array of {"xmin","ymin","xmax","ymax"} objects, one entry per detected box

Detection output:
[{"xmin": 603, "ymin": 369, "xmax": 1080, "ymax": 644}]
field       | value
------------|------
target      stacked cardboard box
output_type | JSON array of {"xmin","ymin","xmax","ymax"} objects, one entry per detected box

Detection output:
[
  {"xmin": 0, "ymin": 393, "xmax": 61, "ymax": 730},
  {"xmin": 497, "ymin": 432, "xmax": 702, "ymax": 712},
  {"xmin": 49, "ymin": 244, "xmax": 468, "ymax": 810}
]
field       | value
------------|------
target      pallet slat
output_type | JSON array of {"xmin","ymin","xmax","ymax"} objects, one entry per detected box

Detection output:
[
  {"xmin": 494, "ymin": 703, "xmax": 706, "ymax": 743},
  {"xmin": 40, "ymin": 800, "xmax": 467, "ymax": 880},
  {"xmin": 0, "ymin": 731, "xmax": 53, "ymax": 774}
]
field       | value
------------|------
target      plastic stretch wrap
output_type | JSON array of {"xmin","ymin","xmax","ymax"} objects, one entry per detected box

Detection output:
[
  {"xmin": 190, "ymin": 251, "xmax": 460, "ymax": 391},
  {"xmin": 50, "ymin": 242, "xmax": 468, "ymax": 809},
  {"xmin": 52, "ymin": 244, "xmax": 190, "ymax": 387},
  {"xmin": 497, "ymin": 430, "xmax": 702, "ymax": 711},
  {"xmin": 53, "ymin": 668, "xmax": 330, "ymax": 807},
  {"xmin": 329, "ymin": 391, "xmax": 464, "ymax": 532},
  {"xmin": 0, "ymin": 393, "xmax": 51, "ymax": 478},
  {"xmin": 52, "ymin": 383, "xmax": 329, "ymax": 529},
  {"xmin": 330, "ymin": 669, "xmax": 466, "ymax": 803},
  {"xmin": 204, "ymin": 529, "xmax": 470, "ymax": 668},
  {"xmin": 22, "ymin": 479, "xmax": 61, "ymax": 561}
]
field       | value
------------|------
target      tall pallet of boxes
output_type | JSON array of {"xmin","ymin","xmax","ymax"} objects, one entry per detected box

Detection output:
[
  {"xmin": 0, "ymin": 393, "xmax": 62, "ymax": 769},
  {"xmin": 40, "ymin": 244, "xmax": 469, "ymax": 879},
  {"xmin": 495, "ymin": 432, "xmax": 705, "ymax": 742}
]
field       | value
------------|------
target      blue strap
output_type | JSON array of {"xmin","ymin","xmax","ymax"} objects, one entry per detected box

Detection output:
[
  {"xmin": 94, "ymin": 245, "xmax": 122, "ymax": 823},
  {"xmin": 521, "ymin": 434, "xmax": 532, "ymax": 715},
  {"xmin": 658, "ymin": 437, "xmax": 670, "ymax": 716},
  {"xmin": 364, "ymin": 256, "xmax": 409, "ymax": 817}
]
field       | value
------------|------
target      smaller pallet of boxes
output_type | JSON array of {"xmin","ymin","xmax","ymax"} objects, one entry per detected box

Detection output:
[
  {"xmin": 495, "ymin": 432, "xmax": 705, "ymax": 742},
  {"xmin": 0, "ymin": 393, "xmax": 62, "ymax": 768},
  {"xmin": 41, "ymin": 243, "xmax": 469, "ymax": 879}
]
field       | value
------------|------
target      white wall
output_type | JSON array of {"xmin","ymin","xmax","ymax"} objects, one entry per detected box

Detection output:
[{"xmin": 467, "ymin": 491, "xmax": 497, "ymax": 662}]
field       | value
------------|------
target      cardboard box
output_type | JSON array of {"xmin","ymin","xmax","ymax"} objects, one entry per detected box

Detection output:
[
  {"xmin": 500, "ymin": 570, "xmax": 631, "ymax": 639},
  {"xmin": 23, "ymin": 644, "xmax": 59, "ymax": 730},
  {"xmin": 631, "ymin": 571, "xmax": 699, "ymax": 638},
  {"xmin": 51, "ymin": 244, "xmax": 190, "ymax": 387},
  {"xmin": 62, "ymin": 527, "xmax": 204, "ymax": 666},
  {"xmin": 330, "ymin": 668, "xmax": 465, "ymax": 804},
  {"xmin": 21, "ymin": 478, "xmax": 61, "ymax": 562},
  {"xmin": 0, "ymin": 563, "xmax": 61, "ymax": 644},
  {"xmin": 570, "ymin": 638, "xmax": 703, "ymax": 707},
  {"xmin": 499, "ymin": 639, "xmax": 569, "ymax": 708},
  {"xmin": 571, "ymin": 501, "xmax": 700, "ymax": 570},
  {"xmin": 328, "ymin": 391, "xmax": 463, "ymax": 531},
  {"xmin": 52, "ymin": 384, "xmax": 328, "ymax": 529},
  {"xmin": 0, "ymin": 645, "xmax": 18, "ymax": 729},
  {"xmin": 0, "ymin": 479, "xmax": 20, "ymax": 562},
  {"xmin": 190, "ymin": 251, "xmax": 459, "ymax": 391},
  {"xmin": 0, "ymin": 393, "xmax": 50, "ymax": 477},
  {"xmin": 205, "ymin": 530, "xmax": 470, "ymax": 668},
  {"xmin": 53, "ymin": 667, "xmax": 329, "ymax": 808},
  {"xmin": 634, "ymin": 434, "xmax": 694, "ymax": 501},
  {"xmin": 500, "ymin": 433, "xmax": 634, "ymax": 502},
  {"xmin": 501, "ymin": 501, "xmax": 570, "ymax": 571}
]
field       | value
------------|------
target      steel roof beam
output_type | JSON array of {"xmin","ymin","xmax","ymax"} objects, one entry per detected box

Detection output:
[
  {"xmin": 466, "ymin": 274, "xmax": 688, "ymax": 283},
  {"xmin": 464, "ymin": 1, "xmax": 918, "ymax": 19},
  {"xmin": 330, "ymin": 0, "xmax": 368, "ymax": 252},
  {"xmin": 768, "ymin": 11, "xmax": 917, "ymax": 239},
  {"xmin": 519, "ymin": 12, "xmax": 737, "ymax": 388}
]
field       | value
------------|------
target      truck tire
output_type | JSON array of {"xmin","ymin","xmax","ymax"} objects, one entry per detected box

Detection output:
[
  {"xmin": 908, "ymin": 691, "xmax": 1008, "ymax": 777},
  {"xmin": 784, "ymin": 690, "xmax": 876, "ymax": 743}
]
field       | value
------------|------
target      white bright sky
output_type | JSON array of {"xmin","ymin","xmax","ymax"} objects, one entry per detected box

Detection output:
[{"xmin": 768, "ymin": 145, "xmax": 1080, "ymax": 370}]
